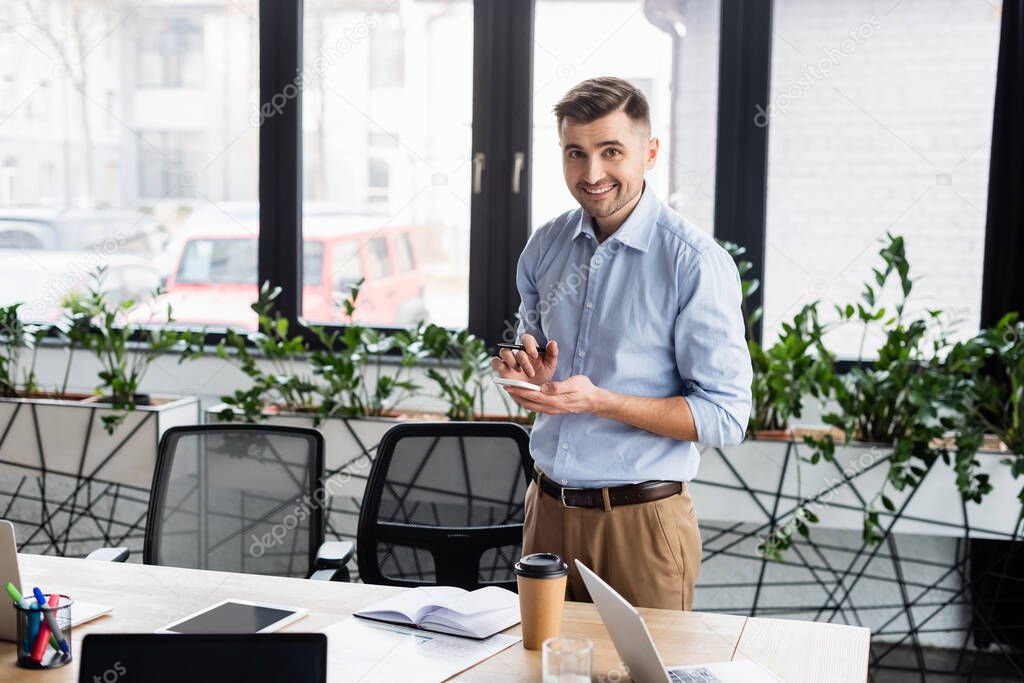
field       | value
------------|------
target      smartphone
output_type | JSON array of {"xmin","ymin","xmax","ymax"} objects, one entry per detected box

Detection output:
[{"xmin": 493, "ymin": 377, "xmax": 542, "ymax": 391}]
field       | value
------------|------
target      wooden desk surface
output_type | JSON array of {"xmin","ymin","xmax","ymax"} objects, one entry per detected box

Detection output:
[{"xmin": 1, "ymin": 554, "xmax": 869, "ymax": 682}]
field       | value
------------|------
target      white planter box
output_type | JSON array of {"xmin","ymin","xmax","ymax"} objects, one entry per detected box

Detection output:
[
  {"xmin": 689, "ymin": 437, "xmax": 1022, "ymax": 652},
  {"xmin": 691, "ymin": 439, "xmax": 1020, "ymax": 539},
  {"xmin": 0, "ymin": 394, "xmax": 199, "ymax": 556},
  {"xmin": 0, "ymin": 395, "xmax": 200, "ymax": 489}
]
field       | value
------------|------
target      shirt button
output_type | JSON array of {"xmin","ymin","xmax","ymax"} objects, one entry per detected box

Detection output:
[
  {"xmin": 561, "ymin": 479, "xmax": 568, "ymax": 485},
  {"xmin": 561, "ymin": 443, "xmax": 569, "ymax": 450},
  {"xmin": 578, "ymin": 350, "xmax": 585, "ymax": 357},
  {"xmin": 585, "ymin": 301, "xmax": 593, "ymax": 309}
]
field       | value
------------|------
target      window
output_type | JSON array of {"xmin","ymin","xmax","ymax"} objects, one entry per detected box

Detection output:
[
  {"xmin": 395, "ymin": 232, "xmax": 415, "ymax": 272},
  {"xmin": 176, "ymin": 238, "xmax": 257, "ymax": 284},
  {"xmin": 367, "ymin": 237, "xmax": 391, "ymax": 280},
  {"xmin": 369, "ymin": 18, "xmax": 405, "ymax": 88},
  {"xmin": 0, "ymin": 159, "xmax": 16, "ymax": 206},
  {"xmin": 367, "ymin": 156, "xmax": 390, "ymax": 204},
  {"xmin": 531, "ymin": 0, "xmax": 721, "ymax": 234},
  {"xmin": 304, "ymin": 241, "xmax": 324, "ymax": 287},
  {"xmin": 0, "ymin": 1, "xmax": 259, "ymax": 327},
  {"xmin": 762, "ymin": 0, "xmax": 1001, "ymax": 356},
  {"xmin": 302, "ymin": 0, "xmax": 472, "ymax": 328},
  {"xmin": 137, "ymin": 131, "xmax": 203, "ymax": 199},
  {"xmin": 331, "ymin": 241, "xmax": 364, "ymax": 292},
  {"xmin": 138, "ymin": 17, "xmax": 204, "ymax": 88}
]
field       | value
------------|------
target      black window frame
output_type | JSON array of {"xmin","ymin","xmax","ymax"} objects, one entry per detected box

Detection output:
[{"xmin": 256, "ymin": 0, "xmax": 535, "ymax": 352}]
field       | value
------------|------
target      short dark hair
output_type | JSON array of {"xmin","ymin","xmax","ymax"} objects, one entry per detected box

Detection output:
[{"xmin": 553, "ymin": 76, "xmax": 651, "ymax": 135}]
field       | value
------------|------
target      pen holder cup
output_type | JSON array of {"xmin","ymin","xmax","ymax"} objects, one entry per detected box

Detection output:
[{"xmin": 13, "ymin": 594, "xmax": 73, "ymax": 669}]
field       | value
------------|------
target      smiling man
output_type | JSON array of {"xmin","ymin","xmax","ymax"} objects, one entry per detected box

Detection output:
[{"xmin": 492, "ymin": 77, "xmax": 752, "ymax": 610}]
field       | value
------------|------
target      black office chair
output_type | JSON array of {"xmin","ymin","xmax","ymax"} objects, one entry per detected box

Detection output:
[
  {"xmin": 356, "ymin": 421, "xmax": 533, "ymax": 590},
  {"xmin": 88, "ymin": 424, "xmax": 352, "ymax": 581}
]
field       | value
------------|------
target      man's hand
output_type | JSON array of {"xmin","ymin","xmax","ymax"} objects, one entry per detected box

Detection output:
[
  {"xmin": 502, "ymin": 375, "xmax": 607, "ymax": 415},
  {"xmin": 491, "ymin": 334, "xmax": 559, "ymax": 386}
]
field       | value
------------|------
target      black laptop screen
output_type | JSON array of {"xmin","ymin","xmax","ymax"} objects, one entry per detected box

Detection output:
[{"xmin": 79, "ymin": 633, "xmax": 327, "ymax": 683}]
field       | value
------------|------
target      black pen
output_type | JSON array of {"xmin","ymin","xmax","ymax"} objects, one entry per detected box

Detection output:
[{"xmin": 496, "ymin": 342, "xmax": 546, "ymax": 354}]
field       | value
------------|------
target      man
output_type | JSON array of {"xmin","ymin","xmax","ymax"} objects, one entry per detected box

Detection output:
[{"xmin": 492, "ymin": 77, "xmax": 752, "ymax": 611}]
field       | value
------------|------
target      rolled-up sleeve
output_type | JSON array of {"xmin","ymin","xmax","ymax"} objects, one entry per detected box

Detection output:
[{"xmin": 674, "ymin": 243, "xmax": 753, "ymax": 446}]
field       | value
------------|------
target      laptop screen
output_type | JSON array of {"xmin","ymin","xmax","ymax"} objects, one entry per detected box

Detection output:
[{"xmin": 79, "ymin": 633, "xmax": 327, "ymax": 683}]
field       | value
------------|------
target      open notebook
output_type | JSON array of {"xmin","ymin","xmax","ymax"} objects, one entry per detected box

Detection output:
[{"xmin": 353, "ymin": 586, "xmax": 520, "ymax": 639}]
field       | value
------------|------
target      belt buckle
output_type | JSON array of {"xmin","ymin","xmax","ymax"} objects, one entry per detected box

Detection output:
[{"xmin": 559, "ymin": 485, "xmax": 586, "ymax": 509}]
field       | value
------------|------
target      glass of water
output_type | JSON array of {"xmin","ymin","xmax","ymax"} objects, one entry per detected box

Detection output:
[{"xmin": 542, "ymin": 636, "xmax": 592, "ymax": 683}]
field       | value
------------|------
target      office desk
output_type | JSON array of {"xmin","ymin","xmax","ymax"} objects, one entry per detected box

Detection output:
[{"xmin": 2, "ymin": 554, "xmax": 869, "ymax": 682}]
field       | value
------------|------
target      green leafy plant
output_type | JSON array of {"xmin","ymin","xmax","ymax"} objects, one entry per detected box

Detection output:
[
  {"xmin": 0, "ymin": 303, "xmax": 48, "ymax": 397},
  {"xmin": 219, "ymin": 280, "xmax": 427, "ymax": 423},
  {"xmin": 419, "ymin": 323, "xmax": 523, "ymax": 421},
  {"xmin": 61, "ymin": 269, "xmax": 205, "ymax": 433},
  {"xmin": 788, "ymin": 233, "xmax": 988, "ymax": 548},
  {"xmin": 720, "ymin": 240, "xmax": 834, "ymax": 435},
  {"xmin": 308, "ymin": 279, "xmax": 426, "ymax": 420},
  {"xmin": 748, "ymin": 303, "xmax": 835, "ymax": 434},
  {"xmin": 965, "ymin": 313, "xmax": 1024, "ymax": 510},
  {"xmin": 215, "ymin": 282, "xmax": 319, "ymax": 422}
]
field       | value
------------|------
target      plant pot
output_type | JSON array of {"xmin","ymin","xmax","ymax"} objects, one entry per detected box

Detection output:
[
  {"xmin": 0, "ymin": 393, "xmax": 200, "ymax": 557},
  {"xmin": 749, "ymin": 428, "xmax": 794, "ymax": 441},
  {"xmin": 693, "ymin": 437, "xmax": 1022, "ymax": 540},
  {"xmin": 0, "ymin": 393, "xmax": 199, "ymax": 488}
]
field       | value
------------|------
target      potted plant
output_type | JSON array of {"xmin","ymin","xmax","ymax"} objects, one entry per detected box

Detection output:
[
  {"xmin": 0, "ymin": 271, "xmax": 204, "ymax": 556},
  {"xmin": 759, "ymin": 234, "xmax": 997, "ymax": 556},
  {"xmin": 748, "ymin": 303, "xmax": 834, "ymax": 439},
  {"xmin": 720, "ymin": 240, "xmax": 833, "ymax": 439},
  {"xmin": 61, "ymin": 272, "xmax": 205, "ymax": 433},
  {"xmin": 0, "ymin": 303, "xmax": 50, "ymax": 398},
  {"xmin": 420, "ymin": 323, "xmax": 532, "ymax": 423},
  {"xmin": 213, "ymin": 281, "xmax": 428, "ymax": 423},
  {"xmin": 965, "ymin": 312, "xmax": 1024, "ymax": 505}
]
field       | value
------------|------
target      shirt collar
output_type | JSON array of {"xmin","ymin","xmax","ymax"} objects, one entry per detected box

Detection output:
[{"xmin": 571, "ymin": 183, "xmax": 660, "ymax": 252}]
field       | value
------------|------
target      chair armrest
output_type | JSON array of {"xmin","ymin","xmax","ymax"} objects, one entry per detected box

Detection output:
[
  {"xmin": 314, "ymin": 541, "xmax": 354, "ymax": 569},
  {"xmin": 309, "ymin": 567, "xmax": 351, "ymax": 582},
  {"xmin": 86, "ymin": 547, "xmax": 129, "ymax": 562}
]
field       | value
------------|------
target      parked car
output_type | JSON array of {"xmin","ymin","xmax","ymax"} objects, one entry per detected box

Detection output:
[
  {"xmin": 144, "ymin": 203, "xmax": 429, "ymax": 329},
  {"xmin": 0, "ymin": 250, "xmax": 162, "ymax": 322},
  {"xmin": 0, "ymin": 208, "xmax": 167, "ymax": 255}
]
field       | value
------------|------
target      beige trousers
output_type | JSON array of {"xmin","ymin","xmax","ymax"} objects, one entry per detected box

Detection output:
[{"xmin": 521, "ymin": 479, "xmax": 702, "ymax": 611}]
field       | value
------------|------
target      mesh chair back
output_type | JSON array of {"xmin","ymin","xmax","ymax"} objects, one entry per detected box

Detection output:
[
  {"xmin": 357, "ymin": 422, "xmax": 533, "ymax": 590},
  {"xmin": 144, "ymin": 425, "xmax": 324, "ymax": 578}
]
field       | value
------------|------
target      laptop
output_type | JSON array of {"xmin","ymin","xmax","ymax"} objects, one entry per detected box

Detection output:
[
  {"xmin": 575, "ymin": 560, "xmax": 781, "ymax": 683},
  {"xmin": 0, "ymin": 519, "xmax": 113, "ymax": 641},
  {"xmin": 80, "ymin": 633, "xmax": 328, "ymax": 683}
]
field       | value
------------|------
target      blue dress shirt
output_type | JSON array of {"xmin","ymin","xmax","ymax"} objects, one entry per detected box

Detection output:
[{"xmin": 515, "ymin": 184, "xmax": 752, "ymax": 487}]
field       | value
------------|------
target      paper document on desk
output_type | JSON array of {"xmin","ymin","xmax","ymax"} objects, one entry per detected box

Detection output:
[
  {"xmin": 323, "ymin": 617, "xmax": 520, "ymax": 682},
  {"xmin": 667, "ymin": 660, "xmax": 782, "ymax": 682}
]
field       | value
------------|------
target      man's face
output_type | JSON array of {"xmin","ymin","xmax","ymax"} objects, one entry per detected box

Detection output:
[{"xmin": 559, "ymin": 109, "xmax": 658, "ymax": 223}]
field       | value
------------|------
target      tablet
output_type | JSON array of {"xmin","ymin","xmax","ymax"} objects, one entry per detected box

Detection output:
[
  {"xmin": 156, "ymin": 599, "xmax": 308, "ymax": 635},
  {"xmin": 493, "ymin": 377, "xmax": 542, "ymax": 391}
]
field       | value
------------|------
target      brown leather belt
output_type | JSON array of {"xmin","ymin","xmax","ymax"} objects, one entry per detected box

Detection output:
[{"xmin": 532, "ymin": 467, "xmax": 682, "ymax": 509}]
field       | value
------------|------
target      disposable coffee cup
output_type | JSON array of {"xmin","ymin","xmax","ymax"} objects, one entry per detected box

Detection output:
[{"xmin": 514, "ymin": 552, "xmax": 569, "ymax": 650}]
